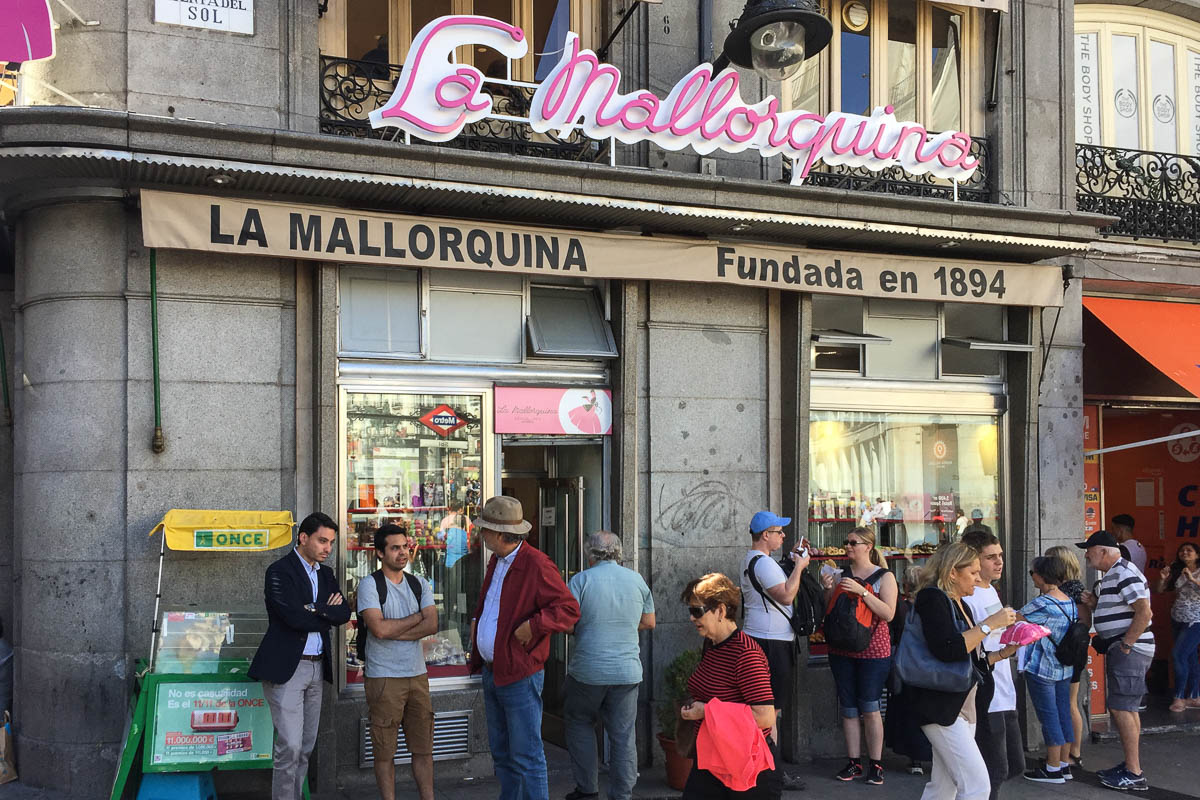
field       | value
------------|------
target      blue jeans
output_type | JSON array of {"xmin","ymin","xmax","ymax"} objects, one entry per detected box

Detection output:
[
  {"xmin": 828, "ymin": 654, "xmax": 891, "ymax": 718},
  {"xmin": 1172, "ymin": 620, "xmax": 1200, "ymax": 699},
  {"xmin": 1026, "ymin": 674, "xmax": 1073, "ymax": 747},
  {"xmin": 483, "ymin": 667, "xmax": 548, "ymax": 800},
  {"xmin": 563, "ymin": 676, "xmax": 639, "ymax": 800}
]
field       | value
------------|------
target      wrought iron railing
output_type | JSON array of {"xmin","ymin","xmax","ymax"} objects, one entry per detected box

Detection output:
[
  {"xmin": 785, "ymin": 137, "xmax": 993, "ymax": 203},
  {"xmin": 1076, "ymin": 143, "xmax": 1200, "ymax": 242},
  {"xmin": 319, "ymin": 55, "xmax": 608, "ymax": 162}
]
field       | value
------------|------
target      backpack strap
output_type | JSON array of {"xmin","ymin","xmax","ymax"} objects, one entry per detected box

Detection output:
[
  {"xmin": 371, "ymin": 570, "xmax": 423, "ymax": 618},
  {"xmin": 861, "ymin": 568, "xmax": 889, "ymax": 592},
  {"xmin": 745, "ymin": 554, "xmax": 792, "ymax": 619}
]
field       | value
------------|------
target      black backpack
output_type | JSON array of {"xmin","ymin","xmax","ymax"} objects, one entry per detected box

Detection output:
[
  {"xmin": 821, "ymin": 568, "xmax": 888, "ymax": 652},
  {"xmin": 1048, "ymin": 598, "xmax": 1089, "ymax": 670},
  {"xmin": 745, "ymin": 554, "xmax": 826, "ymax": 639},
  {"xmin": 354, "ymin": 569, "xmax": 423, "ymax": 665}
]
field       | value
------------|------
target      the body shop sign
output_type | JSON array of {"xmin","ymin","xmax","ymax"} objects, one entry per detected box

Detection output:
[
  {"xmin": 496, "ymin": 387, "xmax": 612, "ymax": 435},
  {"xmin": 370, "ymin": 16, "xmax": 978, "ymax": 187}
]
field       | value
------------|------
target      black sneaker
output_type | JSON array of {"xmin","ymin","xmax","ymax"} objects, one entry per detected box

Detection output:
[
  {"xmin": 1024, "ymin": 764, "xmax": 1065, "ymax": 784},
  {"xmin": 864, "ymin": 763, "xmax": 884, "ymax": 785},
  {"xmin": 1099, "ymin": 768, "xmax": 1149, "ymax": 792},
  {"xmin": 781, "ymin": 772, "xmax": 807, "ymax": 791},
  {"xmin": 564, "ymin": 790, "xmax": 598, "ymax": 800},
  {"xmin": 835, "ymin": 759, "xmax": 863, "ymax": 781},
  {"xmin": 1097, "ymin": 762, "xmax": 1127, "ymax": 779},
  {"xmin": 1061, "ymin": 764, "xmax": 1073, "ymax": 781}
]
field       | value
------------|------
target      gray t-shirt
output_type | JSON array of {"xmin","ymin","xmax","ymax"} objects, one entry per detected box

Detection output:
[{"xmin": 356, "ymin": 571, "xmax": 435, "ymax": 678}]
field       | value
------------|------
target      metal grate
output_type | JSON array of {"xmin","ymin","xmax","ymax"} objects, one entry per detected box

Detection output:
[{"xmin": 359, "ymin": 710, "xmax": 472, "ymax": 767}]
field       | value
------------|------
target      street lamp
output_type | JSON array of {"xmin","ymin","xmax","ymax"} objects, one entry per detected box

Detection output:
[{"xmin": 718, "ymin": 0, "xmax": 833, "ymax": 80}]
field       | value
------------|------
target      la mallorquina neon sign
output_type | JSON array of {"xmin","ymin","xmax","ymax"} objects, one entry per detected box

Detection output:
[{"xmin": 370, "ymin": 15, "xmax": 979, "ymax": 187}]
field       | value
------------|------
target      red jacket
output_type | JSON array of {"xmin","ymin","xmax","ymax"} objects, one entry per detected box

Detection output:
[{"xmin": 468, "ymin": 542, "xmax": 579, "ymax": 686}]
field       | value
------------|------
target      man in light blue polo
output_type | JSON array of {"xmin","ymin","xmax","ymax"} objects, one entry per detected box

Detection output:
[{"xmin": 563, "ymin": 531, "xmax": 655, "ymax": 800}]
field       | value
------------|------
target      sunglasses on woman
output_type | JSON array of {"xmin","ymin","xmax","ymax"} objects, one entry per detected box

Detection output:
[
  {"xmin": 688, "ymin": 605, "xmax": 713, "ymax": 619},
  {"xmin": 843, "ymin": 540, "xmax": 865, "ymax": 547}
]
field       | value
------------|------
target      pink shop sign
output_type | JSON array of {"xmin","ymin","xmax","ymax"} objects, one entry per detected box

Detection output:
[
  {"xmin": 495, "ymin": 387, "xmax": 613, "ymax": 435},
  {"xmin": 369, "ymin": 15, "xmax": 979, "ymax": 187}
]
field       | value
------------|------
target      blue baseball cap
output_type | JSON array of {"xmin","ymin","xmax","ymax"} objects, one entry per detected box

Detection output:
[{"xmin": 750, "ymin": 510, "xmax": 791, "ymax": 534}]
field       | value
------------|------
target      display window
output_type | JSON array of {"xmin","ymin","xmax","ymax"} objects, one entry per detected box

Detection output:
[
  {"xmin": 341, "ymin": 390, "xmax": 489, "ymax": 686},
  {"xmin": 806, "ymin": 409, "xmax": 1001, "ymax": 571}
]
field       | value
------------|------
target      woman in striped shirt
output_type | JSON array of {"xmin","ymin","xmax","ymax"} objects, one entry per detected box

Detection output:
[{"xmin": 678, "ymin": 573, "xmax": 781, "ymax": 799}]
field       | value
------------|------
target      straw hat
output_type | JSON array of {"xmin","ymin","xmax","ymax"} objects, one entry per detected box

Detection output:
[{"xmin": 472, "ymin": 496, "xmax": 532, "ymax": 536}]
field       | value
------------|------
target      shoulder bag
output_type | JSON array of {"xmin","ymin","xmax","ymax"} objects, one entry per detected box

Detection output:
[{"xmin": 894, "ymin": 595, "xmax": 979, "ymax": 693}]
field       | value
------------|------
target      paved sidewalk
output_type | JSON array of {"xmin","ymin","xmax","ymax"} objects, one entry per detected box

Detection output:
[{"xmin": 8, "ymin": 734, "xmax": 1197, "ymax": 799}]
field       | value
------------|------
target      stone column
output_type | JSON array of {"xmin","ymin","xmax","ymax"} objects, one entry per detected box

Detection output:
[{"xmin": 12, "ymin": 198, "xmax": 129, "ymax": 796}]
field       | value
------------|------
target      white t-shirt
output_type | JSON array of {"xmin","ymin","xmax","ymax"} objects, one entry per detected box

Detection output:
[
  {"xmin": 962, "ymin": 584, "xmax": 1016, "ymax": 713},
  {"xmin": 1123, "ymin": 539, "xmax": 1148, "ymax": 574},
  {"xmin": 741, "ymin": 550, "xmax": 793, "ymax": 641}
]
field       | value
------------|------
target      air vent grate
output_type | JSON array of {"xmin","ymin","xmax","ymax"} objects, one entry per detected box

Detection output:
[{"xmin": 359, "ymin": 710, "xmax": 472, "ymax": 767}]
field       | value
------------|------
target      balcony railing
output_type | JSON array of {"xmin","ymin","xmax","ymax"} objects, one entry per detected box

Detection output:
[
  {"xmin": 1076, "ymin": 143, "xmax": 1200, "ymax": 243},
  {"xmin": 319, "ymin": 56, "xmax": 608, "ymax": 162},
  {"xmin": 787, "ymin": 137, "xmax": 992, "ymax": 203},
  {"xmin": 319, "ymin": 55, "xmax": 994, "ymax": 202}
]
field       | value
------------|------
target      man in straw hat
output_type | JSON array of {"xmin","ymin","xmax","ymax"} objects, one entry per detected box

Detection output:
[{"xmin": 468, "ymin": 495, "xmax": 580, "ymax": 800}]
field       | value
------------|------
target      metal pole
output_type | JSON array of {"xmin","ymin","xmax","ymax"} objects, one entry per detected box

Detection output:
[
  {"xmin": 1085, "ymin": 428, "xmax": 1200, "ymax": 457},
  {"xmin": 148, "ymin": 528, "xmax": 167, "ymax": 673},
  {"xmin": 596, "ymin": 2, "xmax": 642, "ymax": 62},
  {"xmin": 150, "ymin": 248, "xmax": 165, "ymax": 453},
  {"xmin": 0, "ymin": 307, "xmax": 10, "ymax": 426}
]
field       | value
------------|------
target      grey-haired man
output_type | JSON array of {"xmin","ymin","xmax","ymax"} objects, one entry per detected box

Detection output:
[{"xmin": 563, "ymin": 531, "xmax": 655, "ymax": 800}]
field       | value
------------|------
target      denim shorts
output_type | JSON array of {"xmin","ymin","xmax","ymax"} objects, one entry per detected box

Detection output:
[
  {"xmin": 1025, "ymin": 674, "xmax": 1073, "ymax": 747},
  {"xmin": 828, "ymin": 654, "xmax": 892, "ymax": 718}
]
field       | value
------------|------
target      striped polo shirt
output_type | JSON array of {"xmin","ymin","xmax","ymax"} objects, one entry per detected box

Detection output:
[
  {"xmin": 1093, "ymin": 558, "xmax": 1155, "ymax": 657},
  {"xmin": 686, "ymin": 630, "xmax": 774, "ymax": 724}
]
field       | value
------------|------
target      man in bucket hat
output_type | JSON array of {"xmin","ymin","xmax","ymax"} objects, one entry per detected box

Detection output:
[{"xmin": 469, "ymin": 496, "xmax": 580, "ymax": 800}]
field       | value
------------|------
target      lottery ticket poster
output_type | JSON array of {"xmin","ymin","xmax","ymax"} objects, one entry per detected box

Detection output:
[{"xmin": 147, "ymin": 680, "xmax": 273, "ymax": 768}]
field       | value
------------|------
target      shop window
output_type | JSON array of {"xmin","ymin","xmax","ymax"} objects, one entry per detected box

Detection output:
[
  {"xmin": 343, "ymin": 391, "xmax": 487, "ymax": 685},
  {"xmin": 1075, "ymin": 6, "xmax": 1200, "ymax": 154},
  {"xmin": 942, "ymin": 303, "xmax": 1001, "ymax": 376},
  {"xmin": 810, "ymin": 296, "xmax": 889, "ymax": 373},
  {"xmin": 322, "ymin": 0, "xmax": 587, "ymax": 83},
  {"xmin": 864, "ymin": 298, "xmax": 936, "ymax": 380},
  {"xmin": 806, "ymin": 408, "xmax": 1001, "ymax": 597},
  {"xmin": 787, "ymin": 0, "xmax": 976, "ymax": 132},
  {"xmin": 339, "ymin": 266, "xmax": 421, "ymax": 356},
  {"xmin": 527, "ymin": 286, "xmax": 617, "ymax": 358},
  {"xmin": 430, "ymin": 290, "xmax": 525, "ymax": 363}
]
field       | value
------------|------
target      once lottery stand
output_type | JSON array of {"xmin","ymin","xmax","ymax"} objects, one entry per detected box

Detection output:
[{"xmin": 110, "ymin": 509, "xmax": 306, "ymax": 800}]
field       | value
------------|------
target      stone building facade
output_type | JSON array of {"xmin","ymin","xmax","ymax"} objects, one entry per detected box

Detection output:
[{"xmin": 0, "ymin": 0, "xmax": 1115, "ymax": 796}]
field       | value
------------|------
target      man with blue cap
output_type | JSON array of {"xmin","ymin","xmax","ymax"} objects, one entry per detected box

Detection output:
[{"xmin": 741, "ymin": 510, "xmax": 811, "ymax": 791}]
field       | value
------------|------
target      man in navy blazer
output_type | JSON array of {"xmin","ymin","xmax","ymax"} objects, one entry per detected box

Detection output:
[{"xmin": 249, "ymin": 512, "xmax": 351, "ymax": 800}]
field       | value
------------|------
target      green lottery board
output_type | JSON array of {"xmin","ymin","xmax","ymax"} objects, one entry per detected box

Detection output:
[{"xmin": 148, "ymin": 681, "xmax": 274, "ymax": 767}]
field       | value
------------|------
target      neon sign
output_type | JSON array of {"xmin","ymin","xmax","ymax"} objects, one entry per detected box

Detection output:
[
  {"xmin": 371, "ymin": 15, "xmax": 979, "ymax": 186},
  {"xmin": 0, "ymin": 0, "xmax": 56, "ymax": 63}
]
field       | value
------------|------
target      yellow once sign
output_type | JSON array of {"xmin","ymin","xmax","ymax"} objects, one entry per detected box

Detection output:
[
  {"xmin": 193, "ymin": 529, "xmax": 269, "ymax": 550},
  {"xmin": 151, "ymin": 509, "xmax": 296, "ymax": 552}
]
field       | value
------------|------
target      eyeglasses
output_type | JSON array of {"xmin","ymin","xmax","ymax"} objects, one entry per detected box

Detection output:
[
  {"xmin": 843, "ymin": 540, "xmax": 865, "ymax": 547},
  {"xmin": 687, "ymin": 605, "xmax": 713, "ymax": 619}
]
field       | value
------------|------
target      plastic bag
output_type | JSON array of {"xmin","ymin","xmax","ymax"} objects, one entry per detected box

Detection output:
[{"xmin": 999, "ymin": 621, "xmax": 1051, "ymax": 647}]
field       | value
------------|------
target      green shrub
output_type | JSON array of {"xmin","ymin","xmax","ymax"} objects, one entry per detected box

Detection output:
[{"xmin": 656, "ymin": 647, "xmax": 703, "ymax": 736}]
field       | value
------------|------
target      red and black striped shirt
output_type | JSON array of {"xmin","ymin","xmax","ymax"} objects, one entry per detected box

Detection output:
[{"xmin": 686, "ymin": 630, "xmax": 775, "ymax": 709}]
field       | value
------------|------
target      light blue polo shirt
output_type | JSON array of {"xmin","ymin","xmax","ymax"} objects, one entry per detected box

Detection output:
[{"xmin": 567, "ymin": 561, "xmax": 654, "ymax": 686}]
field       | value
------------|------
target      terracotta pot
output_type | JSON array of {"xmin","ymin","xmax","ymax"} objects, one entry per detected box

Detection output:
[{"xmin": 656, "ymin": 732, "xmax": 694, "ymax": 791}]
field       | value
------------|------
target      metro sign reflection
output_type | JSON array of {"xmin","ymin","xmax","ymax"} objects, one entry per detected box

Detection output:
[{"xmin": 419, "ymin": 404, "xmax": 469, "ymax": 436}]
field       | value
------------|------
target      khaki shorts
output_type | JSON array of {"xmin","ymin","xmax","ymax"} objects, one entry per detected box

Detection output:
[
  {"xmin": 1105, "ymin": 646, "xmax": 1152, "ymax": 713},
  {"xmin": 365, "ymin": 675, "xmax": 434, "ymax": 759}
]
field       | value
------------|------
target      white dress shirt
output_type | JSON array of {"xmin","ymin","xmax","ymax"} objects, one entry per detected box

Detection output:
[
  {"xmin": 295, "ymin": 549, "xmax": 322, "ymax": 656},
  {"xmin": 476, "ymin": 542, "xmax": 522, "ymax": 663}
]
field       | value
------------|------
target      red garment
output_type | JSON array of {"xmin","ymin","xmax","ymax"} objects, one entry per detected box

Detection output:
[
  {"xmin": 468, "ymin": 543, "xmax": 580, "ymax": 686},
  {"xmin": 696, "ymin": 698, "xmax": 775, "ymax": 791},
  {"xmin": 686, "ymin": 630, "xmax": 774, "ymax": 711}
]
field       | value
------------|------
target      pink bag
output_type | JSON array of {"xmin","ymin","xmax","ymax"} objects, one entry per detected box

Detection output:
[
  {"xmin": 0, "ymin": 0, "xmax": 56, "ymax": 63},
  {"xmin": 999, "ymin": 621, "xmax": 1051, "ymax": 647}
]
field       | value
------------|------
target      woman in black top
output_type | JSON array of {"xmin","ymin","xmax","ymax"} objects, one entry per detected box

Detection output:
[{"xmin": 893, "ymin": 543, "xmax": 1016, "ymax": 800}]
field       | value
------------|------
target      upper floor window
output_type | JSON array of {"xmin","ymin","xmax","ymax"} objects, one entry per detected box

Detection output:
[
  {"xmin": 787, "ymin": 0, "xmax": 978, "ymax": 134},
  {"xmin": 321, "ymin": 0, "xmax": 596, "ymax": 82},
  {"xmin": 1075, "ymin": 6, "xmax": 1200, "ymax": 154}
]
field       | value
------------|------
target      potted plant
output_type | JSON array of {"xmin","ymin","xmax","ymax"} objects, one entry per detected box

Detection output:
[{"xmin": 656, "ymin": 647, "xmax": 702, "ymax": 791}]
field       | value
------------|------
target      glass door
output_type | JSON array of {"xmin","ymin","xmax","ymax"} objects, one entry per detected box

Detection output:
[
  {"xmin": 538, "ymin": 476, "xmax": 584, "ymax": 745},
  {"xmin": 341, "ymin": 390, "xmax": 488, "ymax": 687}
]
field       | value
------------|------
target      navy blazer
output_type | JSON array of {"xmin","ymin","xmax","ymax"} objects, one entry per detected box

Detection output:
[{"xmin": 248, "ymin": 550, "xmax": 351, "ymax": 684}]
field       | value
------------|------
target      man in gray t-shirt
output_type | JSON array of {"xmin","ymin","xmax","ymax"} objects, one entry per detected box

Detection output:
[{"xmin": 357, "ymin": 524, "xmax": 438, "ymax": 800}]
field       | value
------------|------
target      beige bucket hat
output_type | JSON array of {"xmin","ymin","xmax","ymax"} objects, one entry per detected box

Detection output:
[{"xmin": 472, "ymin": 495, "xmax": 532, "ymax": 536}]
